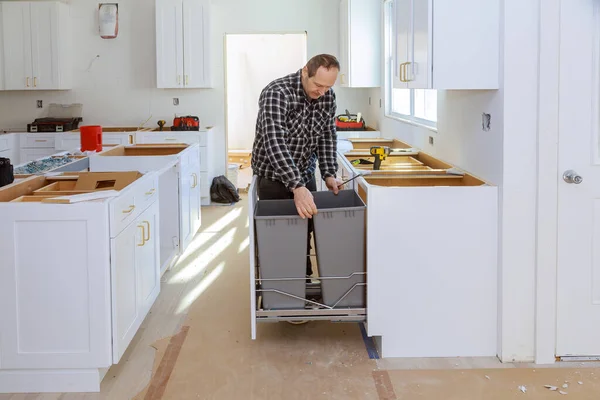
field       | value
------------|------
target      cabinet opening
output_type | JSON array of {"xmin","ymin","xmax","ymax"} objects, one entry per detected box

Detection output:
[
  {"xmin": 364, "ymin": 174, "xmax": 486, "ymax": 187},
  {"xmin": 99, "ymin": 145, "xmax": 188, "ymax": 157}
]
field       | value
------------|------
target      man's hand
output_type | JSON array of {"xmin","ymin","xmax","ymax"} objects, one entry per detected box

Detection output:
[
  {"xmin": 325, "ymin": 176, "xmax": 344, "ymax": 195},
  {"xmin": 292, "ymin": 186, "xmax": 317, "ymax": 219}
]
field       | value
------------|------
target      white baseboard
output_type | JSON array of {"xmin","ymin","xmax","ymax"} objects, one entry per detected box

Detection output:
[{"xmin": 0, "ymin": 368, "xmax": 101, "ymax": 393}]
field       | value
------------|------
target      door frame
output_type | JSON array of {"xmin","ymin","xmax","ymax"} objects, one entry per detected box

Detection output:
[
  {"xmin": 535, "ymin": 0, "xmax": 600, "ymax": 364},
  {"xmin": 222, "ymin": 31, "xmax": 308, "ymax": 165}
]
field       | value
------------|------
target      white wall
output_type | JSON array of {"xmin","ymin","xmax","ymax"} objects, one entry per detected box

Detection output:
[
  {"xmin": 372, "ymin": 0, "xmax": 540, "ymax": 362},
  {"xmin": 226, "ymin": 33, "xmax": 307, "ymax": 151},
  {"xmin": 0, "ymin": 0, "xmax": 371, "ymax": 176}
]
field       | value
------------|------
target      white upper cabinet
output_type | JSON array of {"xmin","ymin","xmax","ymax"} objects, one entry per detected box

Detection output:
[
  {"xmin": 394, "ymin": 0, "xmax": 500, "ymax": 90},
  {"xmin": 156, "ymin": 0, "xmax": 211, "ymax": 89},
  {"xmin": 0, "ymin": 1, "xmax": 71, "ymax": 91},
  {"xmin": 339, "ymin": 0, "xmax": 381, "ymax": 88}
]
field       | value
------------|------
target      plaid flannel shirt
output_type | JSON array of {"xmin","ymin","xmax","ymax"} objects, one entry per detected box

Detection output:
[{"xmin": 251, "ymin": 69, "xmax": 338, "ymax": 191}]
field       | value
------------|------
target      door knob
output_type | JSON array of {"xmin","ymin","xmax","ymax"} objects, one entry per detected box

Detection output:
[{"xmin": 563, "ymin": 170, "xmax": 583, "ymax": 184}]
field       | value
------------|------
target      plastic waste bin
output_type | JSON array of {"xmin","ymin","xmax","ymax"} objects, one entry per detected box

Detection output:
[
  {"xmin": 254, "ymin": 198, "xmax": 308, "ymax": 309},
  {"xmin": 312, "ymin": 190, "xmax": 366, "ymax": 308}
]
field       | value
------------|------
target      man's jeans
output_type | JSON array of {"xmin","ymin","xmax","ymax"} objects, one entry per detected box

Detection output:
[{"xmin": 256, "ymin": 175, "xmax": 317, "ymax": 276}]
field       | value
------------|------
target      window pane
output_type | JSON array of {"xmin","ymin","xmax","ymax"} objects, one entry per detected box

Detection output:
[
  {"xmin": 414, "ymin": 89, "xmax": 437, "ymax": 122},
  {"xmin": 392, "ymin": 88, "xmax": 411, "ymax": 116}
]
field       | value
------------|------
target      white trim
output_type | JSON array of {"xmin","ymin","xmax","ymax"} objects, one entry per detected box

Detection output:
[
  {"xmin": 384, "ymin": 113, "xmax": 438, "ymax": 132},
  {"xmin": 535, "ymin": 0, "xmax": 560, "ymax": 364}
]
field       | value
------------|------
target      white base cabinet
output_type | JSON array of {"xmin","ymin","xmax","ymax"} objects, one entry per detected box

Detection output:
[
  {"xmin": 0, "ymin": 172, "xmax": 161, "ymax": 393},
  {"xmin": 55, "ymin": 132, "xmax": 135, "ymax": 151},
  {"xmin": 135, "ymin": 128, "xmax": 214, "ymax": 205},
  {"xmin": 336, "ymin": 142, "xmax": 498, "ymax": 358},
  {"xmin": 89, "ymin": 144, "xmax": 202, "ymax": 274}
]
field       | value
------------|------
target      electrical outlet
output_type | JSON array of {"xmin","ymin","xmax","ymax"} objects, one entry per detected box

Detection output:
[
  {"xmin": 173, "ymin": 98, "xmax": 179, "ymax": 106},
  {"xmin": 429, "ymin": 136, "xmax": 434, "ymax": 145},
  {"xmin": 36, "ymin": 100, "xmax": 43, "ymax": 108}
]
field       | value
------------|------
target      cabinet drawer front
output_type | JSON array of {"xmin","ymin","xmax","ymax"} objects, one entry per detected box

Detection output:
[
  {"xmin": 109, "ymin": 174, "xmax": 159, "ymax": 237},
  {"xmin": 21, "ymin": 134, "xmax": 56, "ymax": 148},
  {"xmin": 55, "ymin": 137, "xmax": 80, "ymax": 151},
  {"xmin": 137, "ymin": 132, "xmax": 207, "ymax": 147}
]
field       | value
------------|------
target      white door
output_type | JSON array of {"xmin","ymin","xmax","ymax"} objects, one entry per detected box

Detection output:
[
  {"xmin": 30, "ymin": 2, "xmax": 59, "ymax": 90},
  {"xmin": 556, "ymin": 0, "xmax": 600, "ymax": 356},
  {"xmin": 156, "ymin": 0, "xmax": 183, "ymax": 88},
  {"xmin": 111, "ymin": 220, "xmax": 140, "ymax": 363},
  {"xmin": 179, "ymin": 164, "xmax": 193, "ymax": 250},
  {"xmin": 1, "ymin": 2, "xmax": 32, "ymax": 90},
  {"xmin": 137, "ymin": 201, "xmax": 160, "ymax": 316},
  {"xmin": 182, "ymin": 0, "xmax": 210, "ymax": 88}
]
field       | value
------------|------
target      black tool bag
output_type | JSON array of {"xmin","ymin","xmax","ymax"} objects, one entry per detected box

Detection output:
[
  {"xmin": 210, "ymin": 175, "xmax": 240, "ymax": 204},
  {"xmin": 0, "ymin": 157, "xmax": 14, "ymax": 188}
]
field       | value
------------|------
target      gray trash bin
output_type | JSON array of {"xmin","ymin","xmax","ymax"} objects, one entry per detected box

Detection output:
[
  {"xmin": 254, "ymin": 199, "xmax": 308, "ymax": 310},
  {"xmin": 313, "ymin": 190, "xmax": 366, "ymax": 308}
]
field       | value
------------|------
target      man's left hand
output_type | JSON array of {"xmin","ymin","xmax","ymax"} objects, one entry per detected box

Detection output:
[{"xmin": 325, "ymin": 177, "xmax": 344, "ymax": 195}]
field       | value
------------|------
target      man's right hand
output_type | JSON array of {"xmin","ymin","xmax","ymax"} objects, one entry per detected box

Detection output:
[{"xmin": 292, "ymin": 186, "xmax": 317, "ymax": 219}]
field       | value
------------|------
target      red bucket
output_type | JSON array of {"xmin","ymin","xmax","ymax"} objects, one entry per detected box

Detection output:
[{"xmin": 80, "ymin": 125, "xmax": 103, "ymax": 152}]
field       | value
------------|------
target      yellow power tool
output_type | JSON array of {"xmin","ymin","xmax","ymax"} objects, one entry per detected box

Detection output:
[{"xmin": 370, "ymin": 146, "xmax": 390, "ymax": 170}]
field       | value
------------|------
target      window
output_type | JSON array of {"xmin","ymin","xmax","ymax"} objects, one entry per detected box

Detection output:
[{"xmin": 384, "ymin": 0, "xmax": 437, "ymax": 128}]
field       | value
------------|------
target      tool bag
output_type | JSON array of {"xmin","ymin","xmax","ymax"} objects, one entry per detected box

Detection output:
[
  {"xmin": 172, "ymin": 116, "xmax": 200, "ymax": 131},
  {"xmin": 0, "ymin": 157, "xmax": 14, "ymax": 188},
  {"xmin": 210, "ymin": 175, "xmax": 240, "ymax": 204},
  {"xmin": 335, "ymin": 112, "xmax": 365, "ymax": 131}
]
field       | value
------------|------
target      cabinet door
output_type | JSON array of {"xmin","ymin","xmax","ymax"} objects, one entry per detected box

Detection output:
[
  {"xmin": 182, "ymin": 0, "xmax": 210, "ymax": 88},
  {"xmin": 179, "ymin": 163, "xmax": 193, "ymax": 251},
  {"xmin": 338, "ymin": 0, "xmax": 350, "ymax": 87},
  {"xmin": 393, "ymin": 0, "xmax": 411, "ymax": 89},
  {"xmin": 156, "ymin": 0, "xmax": 184, "ymax": 88},
  {"xmin": 0, "ymin": 204, "xmax": 112, "ymax": 369},
  {"xmin": 137, "ymin": 201, "xmax": 160, "ymax": 319},
  {"xmin": 408, "ymin": 0, "xmax": 431, "ymax": 88},
  {"xmin": 110, "ymin": 218, "xmax": 141, "ymax": 364},
  {"xmin": 30, "ymin": 2, "xmax": 60, "ymax": 90},
  {"xmin": 1, "ymin": 2, "xmax": 33, "ymax": 90},
  {"xmin": 189, "ymin": 161, "xmax": 202, "ymax": 234}
]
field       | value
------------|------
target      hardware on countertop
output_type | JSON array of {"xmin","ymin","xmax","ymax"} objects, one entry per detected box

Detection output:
[
  {"xmin": 172, "ymin": 115, "xmax": 200, "ymax": 131},
  {"xmin": 27, "ymin": 103, "xmax": 83, "ymax": 132},
  {"xmin": 370, "ymin": 146, "xmax": 390, "ymax": 170}
]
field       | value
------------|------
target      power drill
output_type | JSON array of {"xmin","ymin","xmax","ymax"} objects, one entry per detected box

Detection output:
[{"xmin": 369, "ymin": 146, "xmax": 390, "ymax": 170}]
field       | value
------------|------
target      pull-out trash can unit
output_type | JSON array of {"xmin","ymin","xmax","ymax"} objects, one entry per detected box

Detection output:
[{"xmin": 249, "ymin": 176, "xmax": 367, "ymax": 335}]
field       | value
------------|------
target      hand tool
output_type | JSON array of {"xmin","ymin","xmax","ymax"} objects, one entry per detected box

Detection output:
[
  {"xmin": 337, "ymin": 173, "xmax": 363, "ymax": 188},
  {"xmin": 369, "ymin": 146, "xmax": 391, "ymax": 170}
]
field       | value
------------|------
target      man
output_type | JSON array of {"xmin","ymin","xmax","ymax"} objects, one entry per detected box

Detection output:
[{"xmin": 252, "ymin": 54, "xmax": 344, "ymax": 278}]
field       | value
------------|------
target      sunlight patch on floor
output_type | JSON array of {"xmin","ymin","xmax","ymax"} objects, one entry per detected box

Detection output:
[
  {"xmin": 238, "ymin": 236, "xmax": 249, "ymax": 253},
  {"xmin": 202, "ymin": 207, "xmax": 242, "ymax": 233},
  {"xmin": 176, "ymin": 261, "xmax": 226, "ymax": 315},
  {"xmin": 169, "ymin": 227, "xmax": 237, "ymax": 284}
]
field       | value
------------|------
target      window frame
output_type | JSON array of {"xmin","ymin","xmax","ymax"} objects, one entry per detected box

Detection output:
[{"xmin": 383, "ymin": 0, "xmax": 438, "ymax": 131}]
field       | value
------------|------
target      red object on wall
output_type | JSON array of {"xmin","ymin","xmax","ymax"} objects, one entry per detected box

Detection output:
[{"xmin": 80, "ymin": 125, "xmax": 103, "ymax": 152}]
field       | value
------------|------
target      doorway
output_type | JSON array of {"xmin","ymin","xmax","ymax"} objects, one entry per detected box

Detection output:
[{"xmin": 224, "ymin": 33, "xmax": 307, "ymax": 189}]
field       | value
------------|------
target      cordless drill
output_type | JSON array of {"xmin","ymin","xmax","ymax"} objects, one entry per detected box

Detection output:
[{"xmin": 369, "ymin": 146, "xmax": 390, "ymax": 170}]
